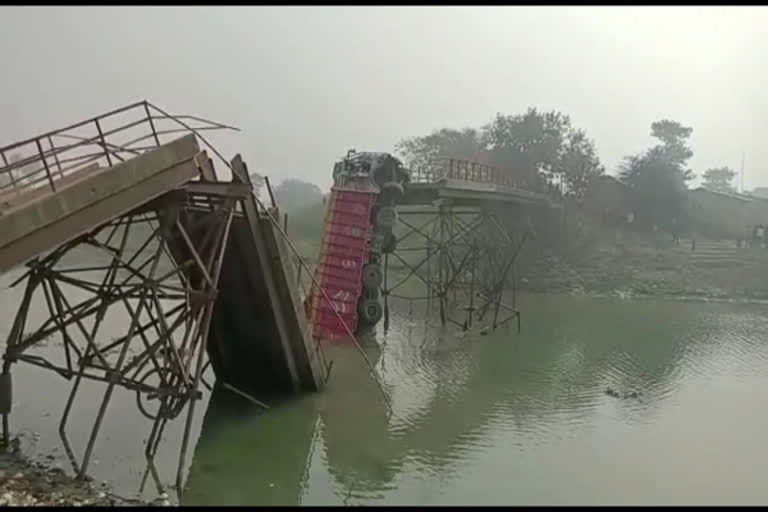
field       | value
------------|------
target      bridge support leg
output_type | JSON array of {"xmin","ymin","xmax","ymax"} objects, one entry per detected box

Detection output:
[
  {"xmin": 382, "ymin": 204, "xmax": 527, "ymax": 333},
  {"xmin": 0, "ymin": 191, "xmax": 235, "ymax": 497},
  {"xmin": 1, "ymin": 266, "xmax": 40, "ymax": 447}
]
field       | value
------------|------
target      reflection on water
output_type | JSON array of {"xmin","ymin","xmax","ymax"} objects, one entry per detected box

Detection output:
[{"xmin": 184, "ymin": 294, "xmax": 768, "ymax": 506}]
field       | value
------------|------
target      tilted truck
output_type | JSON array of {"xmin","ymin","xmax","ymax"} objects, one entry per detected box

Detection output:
[{"xmin": 306, "ymin": 150, "xmax": 409, "ymax": 341}]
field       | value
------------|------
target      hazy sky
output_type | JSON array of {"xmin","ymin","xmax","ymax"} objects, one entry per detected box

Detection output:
[{"xmin": 1, "ymin": 6, "xmax": 766, "ymax": 191}]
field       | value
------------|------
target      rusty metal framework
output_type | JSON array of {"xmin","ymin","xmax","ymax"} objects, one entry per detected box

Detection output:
[
  {"xmin": 0, "ymin": 100, "xmax": 353, "ymax": 500},
  {"xmin": 0, "ymin": 101, "xmax": 247, "ymax": 496},
  {"xmin": 0, "ymin": 100, "xmax": 236, "ymax": 200},
  {"xmin": 382, "ymin": 205, "xmax": 528, "ymax": 333},
  {"xmin": 1, "ymin": 187, "xmax": 236, "ymax": 493}
]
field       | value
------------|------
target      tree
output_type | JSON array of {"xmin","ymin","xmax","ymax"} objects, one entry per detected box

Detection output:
[
  {"xmin": 395, "ymin": 128, "xmax": 486, "ymax": 178},
  {"xmin": 480, "ymin": 108, "xmax": 604, "ymax": 196},
  {"xmin": 619, "ymin": 119, "xmax": 695, "ymax": 231},
  {"xmin": 701, "ymin": 166, "xmax": 736, "ymax": 193},
  {"xmin": 555, "ymin": 128, "xmax": 604, "ymax": 200},
  {"xmin": 395, "ymin": 107, "xmax": 604, "ymax": 197},
  {"xmin": 273, "ymin": 178, "xmax": 323, "ymax": 212},
  {"xmin": 649, "ymin": 119, "xmax": 695, "ymax": 181},
  {"xmin": 480, "ymin": 109, "xmax": 560, "ymax": 191}
]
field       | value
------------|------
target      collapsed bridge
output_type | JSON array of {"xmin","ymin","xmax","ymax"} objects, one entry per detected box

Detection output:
[
  {"xmin": 0, "ymin": 101, "xmax": 330, "ymax": 494},
  {"xmin": 0, "ymin": 100, "xmax": 562, "ymax": 498}
]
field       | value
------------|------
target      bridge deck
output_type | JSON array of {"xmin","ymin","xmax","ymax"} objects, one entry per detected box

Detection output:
[
  {"xmin": 402, "ymin": 178, "xmax": 558, "ymax": 208},
  {"xmin": 0, "ymin": 101, "xmax": 327, "ymax": 397},
  {"xmin": 0, "ymin": 134, "xmax": 202, "ymax": 274}
]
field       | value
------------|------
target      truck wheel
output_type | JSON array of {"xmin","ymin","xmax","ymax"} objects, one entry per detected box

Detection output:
[
  {"xmin": 362, "ymin": 263, "xmax": 383, "ymax": 288},
  {"xmin": 358, "ymin": 298, "xmax": 383, "ymax": 325},
  {"xmin": 376, "ymin": 206, "xmax": 397, "ymax": 229}
]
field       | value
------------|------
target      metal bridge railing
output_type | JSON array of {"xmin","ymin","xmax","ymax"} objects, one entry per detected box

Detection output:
[
  {"xmin": 408, "ymin": 157, "xmax": 523, "ymax": 188},
  {"xmin": 0, "ymin": 101, "xmax": 238, "ymax": 203},
  {"xmin": 406, "ymin": 157, "xmax": 556, "ymax": 198}
]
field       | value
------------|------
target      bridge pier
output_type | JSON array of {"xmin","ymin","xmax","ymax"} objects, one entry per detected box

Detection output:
[{"xmin": 382, "ymin": 202, "xmax": 524, "ymax": 333}]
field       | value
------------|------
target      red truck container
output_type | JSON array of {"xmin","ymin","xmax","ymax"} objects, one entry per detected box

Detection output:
[
  {"xmin": 308, "ymin": 188, "xmax": 378, "ymax": 341},
  {"xmin": 307, "ymin": 151, "xmax": 408, "ymax": 342}
]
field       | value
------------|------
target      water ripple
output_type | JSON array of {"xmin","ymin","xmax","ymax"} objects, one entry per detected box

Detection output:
[{"xmin": 181, "ymin": 295, "xmax": 768, "ymax": 505}]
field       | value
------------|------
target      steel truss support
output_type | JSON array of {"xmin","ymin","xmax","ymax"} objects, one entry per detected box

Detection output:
[
  {"xmin": 0, "ymin": 188, "xmax": 236, "ymax": 496},
  {"xmin": 382, "ymin": 203, "xmax": 528, "ymax": 333}
]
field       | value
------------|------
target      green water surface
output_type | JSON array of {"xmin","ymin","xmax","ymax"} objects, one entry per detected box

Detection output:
[{"xmin": 183, "ymin": 294, "xmax": 768, "ymax": 506}]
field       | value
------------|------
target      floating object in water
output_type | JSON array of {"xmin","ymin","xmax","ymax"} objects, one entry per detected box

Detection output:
[{"xmin": 604, "ymin": 387, "xmax": 640, "ymax": 399}]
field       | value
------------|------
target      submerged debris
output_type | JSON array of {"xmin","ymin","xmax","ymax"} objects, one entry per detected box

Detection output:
[{"xmin": 604, "ymin": 387, "xmax": 640, "ymax": 400}]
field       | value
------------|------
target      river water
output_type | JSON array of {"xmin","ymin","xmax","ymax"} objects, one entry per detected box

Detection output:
[
  {"xmin": 3, "ymin": 270, "xmax": 768, "ymax": 505},
  {"xmin": 183, "ymin": 294, "xmax": 768, "ymax": 506}
]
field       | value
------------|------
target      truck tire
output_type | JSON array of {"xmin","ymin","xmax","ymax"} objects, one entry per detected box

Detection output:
[
  {"xmin": 376, "ymin": 206, "xmax": 397, "ymax": 229},
  {"xmin": 358, "ymin": 298, "xmax": 383, "ymax": 325}
]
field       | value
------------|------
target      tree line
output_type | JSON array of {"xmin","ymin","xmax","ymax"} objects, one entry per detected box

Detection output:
[{"xmin": 395, "ymin": 108, "xmax": 738, "ymax": 233}]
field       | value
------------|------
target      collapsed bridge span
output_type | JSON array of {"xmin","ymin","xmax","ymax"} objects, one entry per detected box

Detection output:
[{"xmin": 0, "ymin": 101, "xmax": 329, "ymax": 494}]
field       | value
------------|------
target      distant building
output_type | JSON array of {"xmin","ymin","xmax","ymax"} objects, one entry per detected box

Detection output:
[{"xmin": 687, "ymin": 187, "xmax": 768, "ymax": 240}]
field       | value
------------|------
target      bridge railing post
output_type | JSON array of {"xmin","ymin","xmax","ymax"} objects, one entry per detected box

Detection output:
[
  {"xmin": 94, "ymin": 118, "xmax": 113, "ymax": 168},
  {"xmin": 46, "ymin": 136, "xmax": 65, "ymax": 180},
  {"xmin": 0, "ymin": 151, "xmax": 19, "ymax": 197},
  {"xmin": 34, "ymin": 139, "xmax": 56, "ymax": 192},
  {"xmin": 144, "ymin": 102, "xmax": 161, "ymax": 148}
]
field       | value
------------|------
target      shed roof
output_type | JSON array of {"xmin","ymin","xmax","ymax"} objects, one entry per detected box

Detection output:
[{"xmin": 689, "ymin": 186, "xmax": 752, "ymax": 203}]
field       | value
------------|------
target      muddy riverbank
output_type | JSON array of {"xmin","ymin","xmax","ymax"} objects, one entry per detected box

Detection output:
[
  {"xmin": 519, "ymin": 244, "xmax": 768, "ymax": 301},
  {"xmin": 0, "ymin": 442, "xmax": 170, "ymax": 506}
]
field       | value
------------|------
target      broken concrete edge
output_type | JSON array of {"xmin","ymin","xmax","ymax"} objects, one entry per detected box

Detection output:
[
  {"xmin": 228, "ymin": 153, "xmax": 327, "ymax": 392},
  {"xmin": 260, "ymin": 216, "xmax": 327, "ymax": 391},
  {"xmin": 228, "ymin": 154, "xmax": 304, "ymax": 393}
]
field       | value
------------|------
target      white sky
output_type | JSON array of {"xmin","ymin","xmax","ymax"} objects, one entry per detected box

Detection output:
[{"xmin": 1, "ymin": 6, "xmax": 766, "ymax": 191}]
